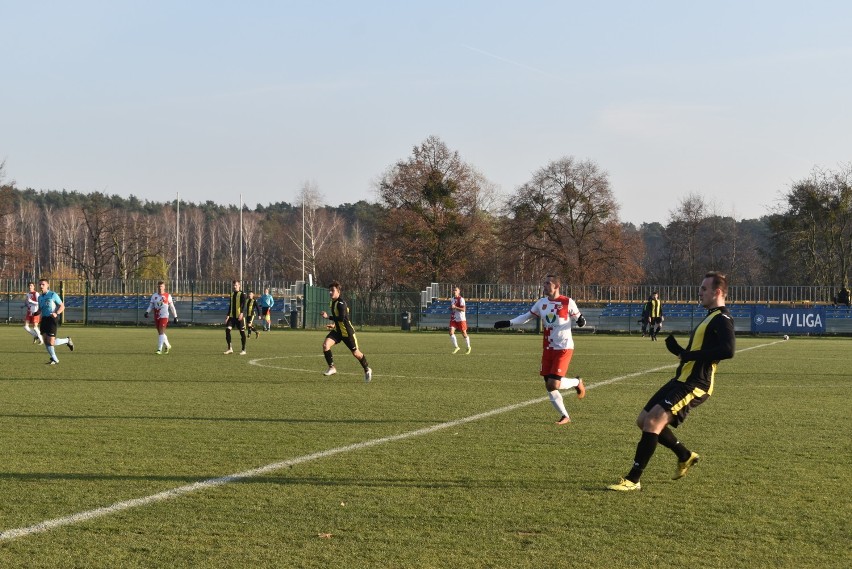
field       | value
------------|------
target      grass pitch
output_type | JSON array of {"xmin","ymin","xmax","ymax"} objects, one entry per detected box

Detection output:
[{"xmin": 0, "ymin": 326, "xmax": 849, "ymax": 568}]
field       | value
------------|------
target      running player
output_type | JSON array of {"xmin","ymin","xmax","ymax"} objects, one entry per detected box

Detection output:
[
  {"xmin": 24, "ymin": 281, "xmax": 43, "ymax": 344},
  {"xmin": 495, "ymin": 274, "xmax": 587, "ymax": 424},
  {"xmin": 320, "ymin": 280, "xmax": 372, "ymax": 382},
  {"xmin": 35, "ymin": 279, "xmax": 73, "ymax": 365}
]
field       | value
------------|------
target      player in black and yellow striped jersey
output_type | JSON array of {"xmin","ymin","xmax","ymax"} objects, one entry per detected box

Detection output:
[
  {"xmin": 245, "ymin": 290, "xmax": 259, "ymax": 339},
  {"xmin": 320, "ymin": 280, "xmax": 372, "ymax": 383},
  {"xmin": 223, "ymin": 280, "xmax": 247, "ymax": 355},
  {"xmin": 646, "ymin": 291, "xmax": 664, "ymax": 341},
  {"xmin": 609, "ymin": 271, "xmax": 735, "ymax": 491}
]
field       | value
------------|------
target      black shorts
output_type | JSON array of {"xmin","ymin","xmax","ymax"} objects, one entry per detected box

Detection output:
[
  {"xmin": 644, "ymin": 379, "xmax": 710, "ymax": 427},
  {"xmin": 650, "ymin": 317, "xmax": 663, "ymax": 326},
  {"xmin": 326, "ymin": 329, "xmax": 358, "ymax": 352},
  {"xmin": 39, "ymin": 315, "xmax": 59, "ymax": 338},
  {"xmin": 260, "ymin": 307, "xmax": 271, "ymax": 316},
  {"xmin": 226, "ymin": 316, "xmax": 246, "ymax": 331}
]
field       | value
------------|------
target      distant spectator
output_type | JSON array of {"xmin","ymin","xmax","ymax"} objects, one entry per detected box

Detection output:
[{"xmin": 837, "ymin": 286, "xmax": 851, "ymax": 307}]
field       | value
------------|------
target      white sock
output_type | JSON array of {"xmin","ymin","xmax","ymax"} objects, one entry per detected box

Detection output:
[
  {"xmin": 24, "ymin": 325, "xmax": 37, "ymax": 338},
  {"xmin": 158, "ymin": 334, "xmax": 165, "ymax": 350},
  {"xmin": 450, "ymin": 335, "xmax": 458, "ymax": 348},
  {"xmin": 465, "ymin": 337, "xmax": 470, "ymax": 348},
  {"xmin": 163, "ymin": 335, "xmax": 170, "ymax": 349},
  {"xmin": 55, "ymin": 338, "xmax": 68, "ymax": 346},
  {"xmin": 549, "ymin": 390, "xmax": 569, "ymax": 417},
  {"xmin": 559, "ymin": 377, "xmax": 580, "ymax": 390}
]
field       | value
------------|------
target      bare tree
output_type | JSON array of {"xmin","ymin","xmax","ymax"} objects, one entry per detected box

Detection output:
[
  {"xmin": 284, "ymin": 181, "xmax": 342, "ymax": 285},
  {"xmin": 503, "ymin": 156, "xmax": 642, "ymax": 285}
]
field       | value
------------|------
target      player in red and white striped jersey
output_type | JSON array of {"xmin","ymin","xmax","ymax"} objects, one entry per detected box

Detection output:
[
  {"xmin": 494, "ymin": 274, "xmax": 587, "ymax": 425},
  {"xmin": 24, "ymin": 281, "xmax": 43, "ymax": 344},
  {"xmin": 145, "ymin": 281, "xmax": 178, "ymax": 354}
]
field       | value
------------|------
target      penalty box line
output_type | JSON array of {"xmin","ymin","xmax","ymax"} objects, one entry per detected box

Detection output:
[{"xmin": 0, "ymin": 340, "xmax": 782, "ymax": 542}]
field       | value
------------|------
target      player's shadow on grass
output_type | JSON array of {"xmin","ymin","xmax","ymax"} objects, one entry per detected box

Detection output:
[
  {"xmin": 0, "ymin": 413, "xmax": 432, "ymax": 425},
  {"xmin": 0, "ymin": 376, "xmax": 375, "ymax": 385},
  {"xmin": 0, "ymin": 472, "xmax": 551, "ymax": 490}
]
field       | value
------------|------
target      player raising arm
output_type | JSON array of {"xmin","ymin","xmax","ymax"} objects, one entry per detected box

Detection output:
[{"xmin": 494, "ymin": 274, "xmax": 587, "ymax": 424}]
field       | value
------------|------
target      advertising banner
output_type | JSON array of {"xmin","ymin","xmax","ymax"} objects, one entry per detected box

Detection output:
[{"xmin": 751, "ymin": 306, "xmax": 825, "ymax": 334}]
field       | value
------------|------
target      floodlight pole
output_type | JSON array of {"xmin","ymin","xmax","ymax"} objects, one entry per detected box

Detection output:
[
  {"xmin": 239, "ymin": 193, "xmax": 244, "ymax": 283},
  {"xmin": 175, "ymin": 192, "xmax": 180, "ymax": 293}
]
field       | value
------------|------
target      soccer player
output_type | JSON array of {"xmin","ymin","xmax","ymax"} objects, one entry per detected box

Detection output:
[
  {"xmin": 34, "ymin": 278, "xmax": 73, "ymax": 365},
  {"xmin": 245, "ymin": 290, "xmax": 259, "ymax": 339},
  {"xmin": 258, "ymin": 287, "xmax": 274, "ymax": 331},
  {"xmin": 646, "ymin": 291, "xmax": 664, "ymax": 341},
  {"xmin": 494, "ymin": 274, "xmax": 587, "ymax": 424},
  {"xmin": 24, "ymin": 281, "xmax": 43, "ymax": 344},
  {"xmin": 224, "ymin": 280, "xmax": 247, "ymax": 355},
  {"xmin": 145, "ymin": 280, "xmax": 178, "ymax": 354},
  {"xmin": 608, "ymin": 271, "xmax": 735, "ymax": 492},
  {"xmin": 639, "ymin": 294, "xmax": 652, "ymax": 337},
  {"xmin": 449, "ymin": 286, "xmax": 471, "ymax": 354},
  {"xmin": 320, "ymin": 280, "xmax": 372, "ymax": 382}
]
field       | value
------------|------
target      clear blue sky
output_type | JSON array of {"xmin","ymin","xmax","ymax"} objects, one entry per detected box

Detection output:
[{"xmin": 2, "ymin": 1, "xmax": 850, "ymax": 225}]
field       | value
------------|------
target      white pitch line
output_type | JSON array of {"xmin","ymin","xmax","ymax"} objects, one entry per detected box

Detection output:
[{"xmin": 0, "ymin": 340, "xmax": 781, "ymax": 542}]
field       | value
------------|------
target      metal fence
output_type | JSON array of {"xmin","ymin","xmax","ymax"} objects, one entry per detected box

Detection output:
[
  {"xmin": 422, "ymin": 283, "xmax": 842, "ymax": 305},
  {"xmin": 0, "ymin": 278, "xmax": 298, "ymax": 297},
  {"xmin": 304, "ymin": 285, "xmax": 420, "ymax": 329},
  {"xmin": 2, "ymin": 278, "xmax": 847, "ymax": 329}
]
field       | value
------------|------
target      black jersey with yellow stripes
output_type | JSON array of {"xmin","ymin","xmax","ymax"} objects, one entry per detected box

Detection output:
[
  {"xmin": 329, "ymin": 298, "xmax": 356, "ymax": 338},
  {"xmin": 229, "ymin": 290, "xmax": 246, "ymax": 319},
  {"xmin": 245, "ymin": 297, "xmax": 257, "ymax": 319},
  {"xmin": 673, "ymin": 306, "xmax": 735, "ymax": 392}
]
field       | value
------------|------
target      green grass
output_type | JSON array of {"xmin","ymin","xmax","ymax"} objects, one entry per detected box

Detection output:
[{"xmin": 0, "ymin": 326, "xmax": 849, "ymax": 568}]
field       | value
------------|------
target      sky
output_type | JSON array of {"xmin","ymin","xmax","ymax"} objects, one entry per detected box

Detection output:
[{"xmin": 2, "ymin": 1, "xmax": 851, "ymax": 226}]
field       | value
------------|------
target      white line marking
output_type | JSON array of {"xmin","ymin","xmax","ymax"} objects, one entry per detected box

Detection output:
[{"xmin": 0, "ymin": 340, "xmax": 781, "ymax": 542}]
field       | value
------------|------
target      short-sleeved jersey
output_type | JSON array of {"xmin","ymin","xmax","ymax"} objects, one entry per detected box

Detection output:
[
  {"xmin": 328, "ymin": 298, "xmax": 356, "ymax": 338},
  {"xmin": 38, "ymin": 290, "xmax": 63, "ymax": 315},
  {"xmin": 228, "ymin": 290, "xmax": 246, "ymax": 319},
  {"xmin": 147, "ymin": 292, "xmax": 177, "ymax": 319},
  {"xmin": 511, "ymin": 295, "xmax": 581, "ymax": 350},
  {"xmin": 450, "ymin": 295, "xmax": 467, "ymax": 323},
  {"xmin": 245, "ymin": 297, "xmax": 257, "ymax": 319},
  {"xmin": 26, "ymin": 291, "xmax": 40, "ymax": 317}
]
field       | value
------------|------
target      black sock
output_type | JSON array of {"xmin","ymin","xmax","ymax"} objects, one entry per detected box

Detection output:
[
  {"xmin": 658, "ymin": 427, "xmax": 691, "ymax": 461},
  {"xmin": 324, "ymin": 350, "xmax": 334, "ymax": 366},
  {"xmin": 240, "ymin": 330, "xmax": 246, "ymax": 349},
  {"xmin": 225, "ymin": 329, "xmax": 232, "ymax": 346},
  {"xmin": 627, "ymin": 431, "xmax": 659, "ymax": 483},
  {"xmin": 359, "ymin": 355, "xmax": 369, "ymax": 371}
]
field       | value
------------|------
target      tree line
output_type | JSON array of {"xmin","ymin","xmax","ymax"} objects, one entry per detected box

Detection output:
[{"xmin": 1, "ymin": 142, "xmax": 850, "ymax": 293}]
